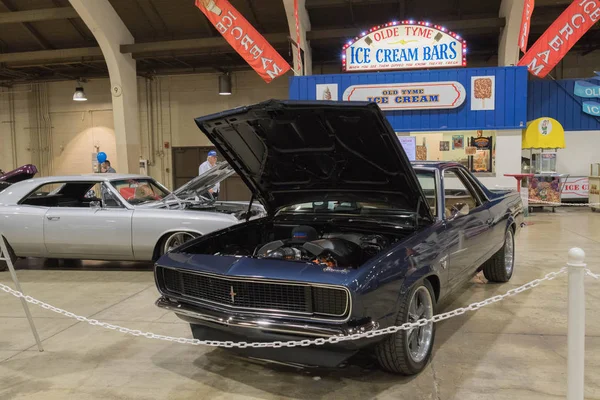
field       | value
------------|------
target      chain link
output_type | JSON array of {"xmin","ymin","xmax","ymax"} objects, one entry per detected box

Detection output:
[
  {"xmin": 0, "ymin": 268, "xmax": 568, "ymax": 349},
  {"xmin": 586, "ymin": 268, "xmax": 600, "ymax": 280},
  {"xmin": 527, "ymin": 199, "xmax": 600, "ymax": 207}
]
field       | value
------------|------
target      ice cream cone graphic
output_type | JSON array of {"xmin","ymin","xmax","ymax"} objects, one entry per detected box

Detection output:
[
  {"xmin": 201, "ymin": 0, "xmax": 222, "ymax": 16},
  {"xmin": 323, "ymin": 87, "xmax": 332, "ymax": 100}
]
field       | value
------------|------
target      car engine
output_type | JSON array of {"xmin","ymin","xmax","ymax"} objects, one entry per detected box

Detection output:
[{"xmin": 253, "ymin": 225, "xmax": 390, "ymax": 269}]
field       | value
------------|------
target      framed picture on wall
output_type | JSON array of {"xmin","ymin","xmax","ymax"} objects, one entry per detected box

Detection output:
[
  {"xmin": 452, "ymin": 135, "xmax": 464, "ymax": 149},
  {"xmin": 440, "ymin": 141, "xmax": 450, "ymax": 151}
]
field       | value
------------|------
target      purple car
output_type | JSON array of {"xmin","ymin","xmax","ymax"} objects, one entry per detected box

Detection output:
[{"xmin": 0, "ymin": 165, "xmax": 38, "ymax": 192}]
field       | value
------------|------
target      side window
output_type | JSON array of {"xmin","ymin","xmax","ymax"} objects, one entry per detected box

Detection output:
[
  {"xmin": 416, "ymin": 171, "xmax": 437, "ymax": 217},
  {"xmin": 20, "ymin": 183, "xmax": 66, "ymax": 206},
  {"xmin": 443, "ymin": 169, "xmax": 479, "ymax": 218}
]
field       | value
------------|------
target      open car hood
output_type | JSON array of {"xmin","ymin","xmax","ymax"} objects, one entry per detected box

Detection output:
[
  {"xmin": 171, "ymin": 161, "xmax": 235, "ymax": 200},
  {"xmin": 0, "ymin": 164, "xmax": 38, "ymax": 183},
  {"xmin": 194, "ymin": 100, "xmax": 432, "ymax": 220}
]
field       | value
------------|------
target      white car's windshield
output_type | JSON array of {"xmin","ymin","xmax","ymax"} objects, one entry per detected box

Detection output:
[{"xmin": 110, "ymin": 179, "xmax": 170, "ymax": 205}]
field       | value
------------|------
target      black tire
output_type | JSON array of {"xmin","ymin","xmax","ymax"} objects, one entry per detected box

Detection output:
[
  {"xmin": 375, "ymin": 280, "xmax": 436, "ymax": 375},
  {"xmin": 482, "ymin": 228, "xmax": 515, "ymax": 283}
]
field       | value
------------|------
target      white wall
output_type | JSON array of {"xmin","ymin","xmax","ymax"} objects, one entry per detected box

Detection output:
[
  {"xmin": 557, "ymin": 131, "xmax": 600, "ymax": 176},
  {"xmin": 0, "ymin": 71, "xmax": 290, "ymax": 188},
  {"xmin": 478, "ymin": 129, "xmax": 523, "ymax": 189}
]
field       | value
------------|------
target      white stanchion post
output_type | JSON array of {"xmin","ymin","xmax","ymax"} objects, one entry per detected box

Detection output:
[{"xmin": 567, "ymin": 248, "xmax": 586, "ymax": 400}]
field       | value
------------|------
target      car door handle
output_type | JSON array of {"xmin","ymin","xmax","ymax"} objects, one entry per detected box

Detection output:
[
  {"xmin": 47, "ymin": 216, "xmax": 60, "ymax": 221},
  {"xmin": 486, "ymin": 218, "xmax": 493, "ymax": 225}
]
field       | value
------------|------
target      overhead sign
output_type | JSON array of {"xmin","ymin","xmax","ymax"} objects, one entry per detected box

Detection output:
[
  {"xmin": 519, "ymin": 0, "xmax": 535, "ymax": 53},
  {"xmin": 518, "ymin": 0, "xmax": 600, "ymax": 78},
  {"xmin": 342, "ymin": 81, "xmax": 466, "ymax": 111},
  {"xmin": 342, "ymin": 21, "xmax": 467, "ymax": 72},
  {"xmin": 574, "ymin": 79, "xmax": 600, "ymax": 116},
  {"xmin": 194, "ymin": 0, "xmax": 290, "ymax": 83}
]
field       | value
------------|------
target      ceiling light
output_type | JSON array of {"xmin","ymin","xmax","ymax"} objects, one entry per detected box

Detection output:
[
  {"xmin": 219, "ymin": 73, "xmax": 232, "ymax": 96},
  {"xmin": 73, "ymin": 84, "xmax": 87, "ymax": 101}
]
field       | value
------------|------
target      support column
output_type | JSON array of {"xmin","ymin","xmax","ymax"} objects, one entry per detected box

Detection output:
[
  {"xmin": 69, "ymin": 0, "xmax": 140, "ymax": 173},
  {"xmin": 498, "ymin": 0, "xmax": 525, "ymax": 66},
  {"xmin": 283, "ymin": 0, "xmax": 312, "ymax": 75}
]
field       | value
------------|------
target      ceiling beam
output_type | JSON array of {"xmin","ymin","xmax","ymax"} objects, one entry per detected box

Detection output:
[
  {"xmin": 120, "ymin": 33, "xmax": 290, "ymax": 54},
  {"xmin": 0, "ymin": 0, "xmax": 53, "ymax": 49},
  {"xmin": 5, "ymin": 14, "xmax": 600, "ymax": 65},
  {"xmin": 0, "ymin": 47, "xmax": 102, "ymax": 63},
  {"xmin": 306, "ymin": 0, "xmax": 398, "ymax": 8},
  {"xmin": 0, "ymin": 6, "xmax": 78, "ymax": 24}
]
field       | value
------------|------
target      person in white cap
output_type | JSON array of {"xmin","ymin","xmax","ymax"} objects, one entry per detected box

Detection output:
[{"xmin": 198, "ymin": 150, "xmax": 220, "ymax": 199}]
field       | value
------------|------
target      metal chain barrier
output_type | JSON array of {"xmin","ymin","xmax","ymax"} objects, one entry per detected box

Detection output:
[
  {"xmin": 528, "ymin": 199, "xmax": 600, "ymax": 207},
  {"xmin": 0, "ymin": 267, "xmax": 569, "ymax": 349},
  {"xmin": 586, "ymin": 268, "xmax": 599, "ymax": 280}
]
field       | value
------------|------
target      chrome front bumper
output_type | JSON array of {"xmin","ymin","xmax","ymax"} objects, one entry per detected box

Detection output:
[{"xmin": 156, "ymin": 297, "xmax": 378, "ymax": 338}]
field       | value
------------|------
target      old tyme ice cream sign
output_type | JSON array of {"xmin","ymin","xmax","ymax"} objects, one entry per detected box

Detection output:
[{"xmin": 342, "ymin": 21, "xmax": 467, "ymax": 72}]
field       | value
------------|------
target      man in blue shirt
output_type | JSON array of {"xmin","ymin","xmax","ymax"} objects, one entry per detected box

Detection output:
[{"xmin": 198, "ymin": 150, "xmax": 219, "ymax": 199}]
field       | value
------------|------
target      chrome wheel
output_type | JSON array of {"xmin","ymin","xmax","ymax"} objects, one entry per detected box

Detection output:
[
  {"xmin": 162, "ymin": 232, "xmax": 196, "ymax": 254},
  {"xmin": 504, "ymin": 230, "xmax": 514, "ymax": 274},
  {"xmin": 406, "ymin": 286, "xmax": 434, "ymax": 363}
]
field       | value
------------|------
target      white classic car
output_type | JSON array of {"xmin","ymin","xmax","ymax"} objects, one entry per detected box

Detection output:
[{"xmin": 0, "ymin": 162, "xmax": 265, "ymax": 270}]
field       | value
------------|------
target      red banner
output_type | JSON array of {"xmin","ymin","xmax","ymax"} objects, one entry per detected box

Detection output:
[
  {"xmin": 519, "ymin": 0, "xmax": 535, "ymax": 53},
  {"xmin": 195, "ymin": 0, "xmax": 290, "ymax": 83},
  {"xmin": 518, "ymin": 0, "xmax": 600, "ymax": 78},
  {"xmin": 294, "ymin": 0, "xmax": 302, "ymax": 73}
]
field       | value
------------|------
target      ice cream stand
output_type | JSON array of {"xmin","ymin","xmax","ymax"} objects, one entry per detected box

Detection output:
[{"xmin": 521, "ymin": 117, "xmax": 568, "ymax": 212}]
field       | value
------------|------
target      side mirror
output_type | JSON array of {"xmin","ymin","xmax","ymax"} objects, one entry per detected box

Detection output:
[
  {"xmin": 450, "ymin": 203, "xmax": 469, "ymax": 219},
  {"xmin": 90, "ymin": 200, "xmax": 102, "ymax": 209}
]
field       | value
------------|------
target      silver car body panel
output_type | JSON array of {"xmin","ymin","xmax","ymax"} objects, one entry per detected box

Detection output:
[{"xmin": 0, "ymin": 173, "xmax": 263, "ymax": 261}]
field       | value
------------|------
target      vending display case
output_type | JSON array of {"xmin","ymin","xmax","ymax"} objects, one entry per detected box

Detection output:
[
  {"xmin": 590, "ymin": 163, "xmax": 600, "ymax": 212},
  {"xmin": 528, "ymin": 173, "xmax": 569, "ymax": 212}
]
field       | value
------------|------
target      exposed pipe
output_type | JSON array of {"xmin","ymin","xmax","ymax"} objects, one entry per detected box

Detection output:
[
  {"xmin": 8, "ymin": 90, "xmax": 18, "ymax": 169},
  {"xmin": 0, "ymin": 84, "xmax": 33, "ymax": 94}
]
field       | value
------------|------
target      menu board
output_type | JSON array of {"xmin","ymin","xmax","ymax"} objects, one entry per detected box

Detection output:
[{"xmin": 398, "ymin": 136, "xmax": 417, "ymax": 161}]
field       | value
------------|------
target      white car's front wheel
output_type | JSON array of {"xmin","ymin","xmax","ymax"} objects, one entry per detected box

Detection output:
[{"xmin": 160, "ymin": 232, "xmax": 198, "ymax": 256}]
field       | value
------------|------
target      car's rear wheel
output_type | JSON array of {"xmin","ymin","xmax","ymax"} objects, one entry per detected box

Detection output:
[
  {"xmin": 160, "ymin": 232, "xmax": 198, "ymax": 256},
  {"xmin": 482, "ymin": 228, "xmax": 515, "ymax": 283},
  {"xmin": 375, "ymin": 280, "xmax": 435, "ymax": 375}
]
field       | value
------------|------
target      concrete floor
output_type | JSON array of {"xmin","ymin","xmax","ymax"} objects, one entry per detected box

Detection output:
[{"xmin": 1, "ymin": 209, "xmax": 600, "ymax": 400}]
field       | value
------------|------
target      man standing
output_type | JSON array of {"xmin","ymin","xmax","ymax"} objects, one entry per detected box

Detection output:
[
  {"xmin": 101, "ymin": 160, "xmax": 116, "ymax": 173},
  {"xmin": 198, "ymin": 150, "xmax": 219, "ymax": 199}
]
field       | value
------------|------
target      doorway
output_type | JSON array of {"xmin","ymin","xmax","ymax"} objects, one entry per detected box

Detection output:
[{"xmin": 171, "ymin": 146, "xmax": 252, "ymax": 201}]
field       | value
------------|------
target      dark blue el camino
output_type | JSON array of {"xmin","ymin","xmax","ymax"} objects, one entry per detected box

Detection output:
[{"xmin": 154, "ymin": 100, "xmax": 524, "ymax": 375}]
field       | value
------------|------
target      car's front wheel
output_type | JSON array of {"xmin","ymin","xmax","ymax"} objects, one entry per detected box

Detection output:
[
  {"xmin": 160, "ymin": 232, "xmax": 198, "ymax": 256},
  {"xmin": 375, "ymin": 280, "xmax": 436, "ymax": 375}
]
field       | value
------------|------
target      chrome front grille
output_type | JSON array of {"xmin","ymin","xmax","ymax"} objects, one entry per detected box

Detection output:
[{"xmin": 157, "ymin": 267, "xmax": 349, "ymax": 318}]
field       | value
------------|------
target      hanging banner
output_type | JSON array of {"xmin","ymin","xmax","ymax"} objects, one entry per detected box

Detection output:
[
  {"xmin": 294, "ymin": 0, "xmax": 302, "ymax": 73},
  {"xmin": 519, "ymin": 0, "xmax": 535, "ymax": 53},
  {"xmin": 518, "ymin": 0, "xmax": 600, "ymax": 78},
  {"xmin": 342, "ymin": 81, "xmax": 466, "ymax": 111},
  {"xmin": 342, "ymin": 21, "xmax": 467, "ymax": 72},
  {"xmin": 194, "ymin": 0, "xmax": 291, "ymax": 83}
]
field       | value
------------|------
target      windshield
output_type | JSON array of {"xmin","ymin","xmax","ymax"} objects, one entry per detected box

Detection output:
[{"xmin": 111, "ymin": 179, "xmax": 170, "ymax": 205}]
